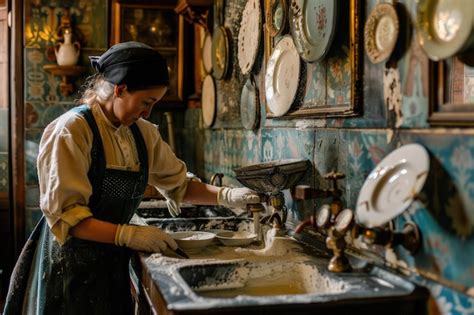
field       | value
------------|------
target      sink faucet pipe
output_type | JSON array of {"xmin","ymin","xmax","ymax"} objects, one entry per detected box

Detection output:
[
  {"xmin": 294, "ymin": 215, "xmax": 317, "ymax": 234},
  {"xmin": 210, "ymin": 173, "xmax": 224, "ymax": 187}
]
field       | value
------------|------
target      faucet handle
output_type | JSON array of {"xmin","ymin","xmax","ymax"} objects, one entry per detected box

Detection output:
[{"xmin": 292, "ymin": 185, "xmax": 331, "ymax": 200}]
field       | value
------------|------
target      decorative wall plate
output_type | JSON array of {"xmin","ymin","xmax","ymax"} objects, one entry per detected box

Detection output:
[
  {"xmin": 364, "ymin": 3, "xmax": 399, "ymax": 64},
  {"xmin": 289, "ymin": 0, "xmax": 337, "ymax": 63},
  {"xmin": 265, "ymin": 35, "xmax": 301, "ymax": 117},
  {"xmin": 202, "ymin": 31, "xmax": 213, "ymax": 74},
  {"xmin": 238, "ymin": 0, "xmax": 262, "ymax": 75},
  {"xmin": 201, "ymin": 74, "xmax": 216, "ymax": 128},
  {"xmin": 416, "ymin": 0, "xmax": 474, "ymax": 61},
  {"xmin": 266, "ymin": 0, "xmax": 288, "ymax": 37},
  {"xmin": 355, "ymin": 144, "xmax": 430, "ymax": 228},
  {"xmin": 240, "ymin": 76, "xmax": 260, "ymax": 130},
  {"xmin": 212, "ymin": 26, "xmax": 231, "ymax": 80}
]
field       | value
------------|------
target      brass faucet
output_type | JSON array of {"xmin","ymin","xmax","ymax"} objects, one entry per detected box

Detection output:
[
  {"xmin": 293, "ymin": 171, "xmax": 353, "ymax": 272},
  {"xmin": 293, "ymin": 170, "xmax": 345, "ymax": 219},
  {"xmin": 353, "ymin": 222, "xmax": 421, "ymax": 255},
  {"xmin": 295, "ymin": 206, "xmax": 354, "ymax": 272}
]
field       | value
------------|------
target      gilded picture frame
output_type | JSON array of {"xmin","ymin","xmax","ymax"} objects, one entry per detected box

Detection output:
[{"xmin": 263, "ymin": 0, "xmax": 363, "ymax": 118}]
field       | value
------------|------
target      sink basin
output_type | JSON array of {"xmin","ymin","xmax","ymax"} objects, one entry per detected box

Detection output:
[{"xmin": 177, "ymin": 259, "xmax": 348, "ymax": 298}]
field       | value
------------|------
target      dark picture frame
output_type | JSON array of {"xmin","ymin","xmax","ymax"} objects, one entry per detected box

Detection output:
[{"xmin": 429, "ymin": 57, "xmax": 474, "ymax": 126}]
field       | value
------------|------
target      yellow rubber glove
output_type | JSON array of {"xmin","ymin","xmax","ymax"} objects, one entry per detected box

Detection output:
[
  {"xmin": 115, "ymin": 224, "xmax": 177, "ymax": 252},
  {"xmin": 217, "ymin": 187, "xmax": 261, "ymax": 209}
]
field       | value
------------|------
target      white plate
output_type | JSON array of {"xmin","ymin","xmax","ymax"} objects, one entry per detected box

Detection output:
[
  {"xmin": 202, "ymin": 31, "xmax": 213, "ymax": 74},
  {"xmin": 416, "ymin": 0, "xmax": 474, "ymax": 61},
  {"xmin": 171, "ymin": 231, "xmax": 216, "ymax": 250},
  {"xmin": 216, "ymin": 231, "xmax": 257, "ymax": 247},
  {"xmin": 265, "ymin": 36, "xmax": 301, "ymax": 117},
  {"xmin": 240, "ymin": 77, "xmax": 260, "ymax": 130},
  {"xmin": 355, "ymin": 144, "xmax": 430, "ymax": 228},
  {"xmin": 201, "ymin": 74, "xmax": 216, "ymax": 128},
  {"xmin": 238, "ymin": 0, "xmax": 262, "ymax": 75},
  {"xmin": 290, "ymin": 0, "xmax": 337, "ymax": 62},
  {"xmin": 364, "ymin": 3, "xmax": 399, "ymax": 64}
]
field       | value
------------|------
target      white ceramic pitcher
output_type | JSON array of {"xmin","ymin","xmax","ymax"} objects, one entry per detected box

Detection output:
[{"xmin": 55, "ymin": 30, "xmax": 80, "ymax": 66}]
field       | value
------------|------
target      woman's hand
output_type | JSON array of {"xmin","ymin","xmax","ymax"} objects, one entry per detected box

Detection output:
[{"xmin": 115, "ymin": 224, "xmax": 177, "ymax": 252}]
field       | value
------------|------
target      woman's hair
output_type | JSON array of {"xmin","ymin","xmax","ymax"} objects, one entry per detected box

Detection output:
[{"xmin": 77, "ymin": 73, "xmax": 115, "ymax": 105}]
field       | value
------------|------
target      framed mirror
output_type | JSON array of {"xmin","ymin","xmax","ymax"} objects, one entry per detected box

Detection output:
[
  {"xmin": 263, "ymin": 0, "xmax": 363, "ymax": 118},
  {"xmin": 429, "ymin": 57, "xmax": 474, "ymax": 126}
]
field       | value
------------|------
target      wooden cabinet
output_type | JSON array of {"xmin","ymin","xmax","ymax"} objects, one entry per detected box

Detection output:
[{"xmin": 111, "ymin": 0, "xmax": 189, "ymax": 109}]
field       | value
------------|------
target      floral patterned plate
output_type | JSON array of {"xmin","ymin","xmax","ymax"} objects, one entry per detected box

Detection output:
[
  {"xmin": 265, "ymin": 36, "xmax": 301, "ymax": 117},
  {"xmin": 238, "ymin": 0, "xmax": 262, "ymax": 75},
  {"xmin": 201, "ymin": 74, "xmax": 216, "ymax": 128},
  {"xmin": 289, "ymin": 0, "xmax": 337, "ymax": 63},
  {"xmin": 355, "ymin": 144, "xmax": 430, "ymax": 228},
  {"xmin": 364, "ymin": 3, "xmax": 399, "ymax": 64}
]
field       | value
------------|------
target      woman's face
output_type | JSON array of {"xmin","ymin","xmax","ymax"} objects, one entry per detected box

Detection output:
[{"xmin": 109, "ymin": 85, "xmax": 168, "ymax": 126}]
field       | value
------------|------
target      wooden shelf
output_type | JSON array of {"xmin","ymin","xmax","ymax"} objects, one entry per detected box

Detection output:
[{"xmin": 43, "ymin": 64, "xmax": 88, "ymax": 96}]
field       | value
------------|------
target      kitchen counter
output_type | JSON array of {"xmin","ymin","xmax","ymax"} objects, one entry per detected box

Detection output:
[{"xmin": 130, "ymin": 227, "xmax": 429, "ymax": 315}]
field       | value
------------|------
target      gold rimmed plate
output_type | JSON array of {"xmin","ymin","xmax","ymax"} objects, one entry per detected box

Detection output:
[
  {"xmin": 289, "ymin": 0, "xmax": 338, "ymax": 63},
  {"xmin": 416, "ymin": 0, "xmax": 474, "ymax": 61},
  {"xmin": 364, "ymin": 3, "xmax": 400, "ymax": 64},
  {"xmin": 266, "ymin": 0, "xmax": 288, "ymax": 37},
  {"xmin": 212, "ymin": 26, "xmax": 231, "ymax": 80}
]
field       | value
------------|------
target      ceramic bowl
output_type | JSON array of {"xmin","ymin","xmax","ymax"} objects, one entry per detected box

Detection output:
[
  {"xmin": 216, "ymin": 231, "xmax": 257, "ymax": 247},
  {"xmin": 170, "ymin": 231, "xmax": 216, "ymax": 250}
]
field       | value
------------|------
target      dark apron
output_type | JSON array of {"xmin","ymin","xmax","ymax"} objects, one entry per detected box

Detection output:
[{"xmin": 4, "ymin": 105, "xmax": 149, "ymax": 315}]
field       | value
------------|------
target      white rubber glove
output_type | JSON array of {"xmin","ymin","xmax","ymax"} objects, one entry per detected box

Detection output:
[
  {"xmin": 115, "ymin": 224, "xmax": 178, "ymax": 252},
  {"xmin": 217, "ymin": 187, "xmax": 261, "ymax": 209}
]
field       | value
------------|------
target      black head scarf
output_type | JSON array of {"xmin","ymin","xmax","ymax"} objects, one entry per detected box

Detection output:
[{"xmin": 89, "ymin": 41, "xmax": 169, "ymax": 90}]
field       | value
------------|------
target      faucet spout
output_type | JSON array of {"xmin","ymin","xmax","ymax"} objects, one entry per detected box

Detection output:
[{"xmin": 294, "ymin": 216, "xmax": 316, "ymax": 234}]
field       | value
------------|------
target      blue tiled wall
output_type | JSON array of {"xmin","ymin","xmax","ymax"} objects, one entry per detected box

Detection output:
[{"xmin": 182, "ymin": 0, "xmax": 474, "ymax": 314}]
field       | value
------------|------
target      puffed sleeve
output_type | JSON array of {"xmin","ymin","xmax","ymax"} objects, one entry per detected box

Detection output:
[
  {"xmin": 37, "ymin": 111, "xmax": 95, "ymax": 244},
  {"xmin": 137, "ymin": 120, "xmax": 188, "ymax": 215}
]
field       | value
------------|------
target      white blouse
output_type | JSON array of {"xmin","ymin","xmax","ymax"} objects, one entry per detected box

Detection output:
[{"xmin": 37, "ymin": 103, "xmax": 187, "ymax": 243}]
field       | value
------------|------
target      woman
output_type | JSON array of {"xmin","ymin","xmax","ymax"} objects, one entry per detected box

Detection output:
[{"xmin": 4, "ymin": 41, "xmax": 260, "ymax": 314}]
